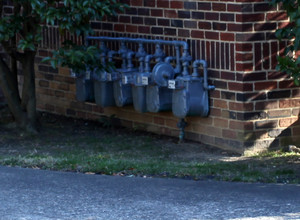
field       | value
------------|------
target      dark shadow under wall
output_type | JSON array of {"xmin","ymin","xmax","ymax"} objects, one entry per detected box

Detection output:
[{"xmin": 269, "ymin": 115, "xmax": 300, "ymax": 151}]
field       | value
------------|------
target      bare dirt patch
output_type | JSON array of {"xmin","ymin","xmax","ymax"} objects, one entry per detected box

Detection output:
[
  {"xmin": 0, "ymin": 112, "xmax": 240, "ymax": 160},
  {"xmin": 0, "ymin": 112, "xmax": 299, "ymax": 183}
]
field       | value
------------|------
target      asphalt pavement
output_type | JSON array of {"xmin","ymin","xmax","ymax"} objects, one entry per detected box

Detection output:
[{"xmin": 0, "ymin": 166, "xmax": 300, "ymax": 220}]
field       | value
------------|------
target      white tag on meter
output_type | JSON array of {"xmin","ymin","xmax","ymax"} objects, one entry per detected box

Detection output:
[
  {"xmin": 86, "ymin": 70, "xmax": 91, "ymax": 80},
  {"xmin": 122, "ymin": 75, "xmax": 128, "ymax": 84},
  {"xmin": 70, "ymin": 69, "xmax": 76, "ymax": 77},
  {"xmin": 142, "ymin": 76, "xmax": 148, "ymax": 85},
  {"xmin": 168, "ymin": 80, "xmax": 176, "ymax": 89},
  {"xmin": 107, "ymin": 73, "xmax": 112, "ymax": 81}
]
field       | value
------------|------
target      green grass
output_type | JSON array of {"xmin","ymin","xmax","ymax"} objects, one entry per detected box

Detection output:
[
  {"xmin": 0, "ymin": 116, "xmax": 300, "ymax": 184},
  {"xmin": 254, "ymin": 150, "xmax": 300, "ymax": 158},
  {"xmin": 1, "ymin": 149, "xmax": 298, "ymax": 183}
]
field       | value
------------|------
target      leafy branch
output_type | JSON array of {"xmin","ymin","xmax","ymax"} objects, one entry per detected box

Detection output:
[
  {"xmin": 271, "ymin": 0, "xmax": 300, "ymax": 85},
  {"xmin": 43, "ymin": 42, "xmax": 103, "ymax": 75}
]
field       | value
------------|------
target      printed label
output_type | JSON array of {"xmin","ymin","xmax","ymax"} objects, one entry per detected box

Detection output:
[
  {"xmin": 168, "ymin": 80, "xmax": 176, "ymax": 89},
  {"xmin": 122, "ymin": 75, "xmax": 128, "ymax": 84},
  {"xmin": 86, "ymin": 71, "xmax": 90, "ymax": 80},
  {"xmin": 107, "ymin": 73, "xmax": 112, "ymax": 81},
  {"xmin": 70, "ymin": 70, "xmax": 76, "ymax": 77},
  {"xmin": 142, "ymin": 76, "xmax": 148, "ymax": 85}
]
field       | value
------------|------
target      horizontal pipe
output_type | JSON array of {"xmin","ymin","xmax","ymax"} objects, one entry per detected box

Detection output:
[
  {"xmin": 86, "ymin": 36, "xmax": 189, "ymax": 51},
  {"xmin": 87, "ymin": 36, "xmax": 190, "ymax": 77}
]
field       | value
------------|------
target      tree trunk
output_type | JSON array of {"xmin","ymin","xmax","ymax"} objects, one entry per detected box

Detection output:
[
  {"xmin": 21, "ymin": 51, "xmax": 38, "ymax": 133},
  {"xmin": 0, "ymin": 51, "xmax": 38, "ymax": 133},
  {"xmin": 0, "ymin": 57, "xmax": 26, "ymax": 127}
]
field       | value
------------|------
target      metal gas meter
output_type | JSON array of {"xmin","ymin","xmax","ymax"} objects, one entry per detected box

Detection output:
[
  {"xmin": 131, "ymin": 43, "xmax": 149, "ymax": 113},
  {"xmin": 73, "ymin": 68, "xmax": 95, "ymax": 102},
  {"xmin": 93, "ymin": 43, "xmax": 116, "ymax": 107},
  {"xmin": 146, "ymin": 44, "xmax": 176, "ymax": 113},
  {"xmin": 168, "ymin": 60, "xmax": 215, "ymax": 118},
  {"xmin": 113, "ymin": 43, "xmax": 137, "ymax": 107}
]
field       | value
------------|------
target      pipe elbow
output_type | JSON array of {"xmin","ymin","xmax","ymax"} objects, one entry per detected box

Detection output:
[
  {"xmin": 108, "ymin": 50, "xmax": 117, "ymax": 57},
  {"xmin": 127, "ymin": 51, "xmax": 135, "ymax": 59},
  {"xmin": 145, "ymin": 54, "xmax": 154, "ymax": 62},
  {"xmin": 173, "ymin": 41, "xmax": 189, "ymax": 50},
  {"xmin": 193, "ymin": 59, "xmax": 207, "ymax": 69},
  {"xmin": 181, "ymin": 42, "xmax": 189, "ymax": 51},
  {"xmin": 164, "ymin": 56, "xmax": 175, "ymax": 63}
]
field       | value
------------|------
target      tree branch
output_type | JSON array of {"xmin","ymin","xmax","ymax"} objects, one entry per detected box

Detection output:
[
  {"xmin": 13, "ymin": 1, "xmax": 21, "ymax": 16},
  {"xmin": 0, "ymin": 0, "xmax": 3, "ymax": 18},
  {"xmin": 1, "ymin": 42, "xmax": 25, "ymax": 62}
]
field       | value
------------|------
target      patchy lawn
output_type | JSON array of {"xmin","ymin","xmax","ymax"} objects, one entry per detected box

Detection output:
[{"xmin": 0, "ymin": 112, "xmax": 299, "ymax": 184}]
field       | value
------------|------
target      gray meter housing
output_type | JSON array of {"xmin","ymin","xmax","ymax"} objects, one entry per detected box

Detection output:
[
  {"xmin": 113, "ymin": 69, "xmax": 137, "ymax": 107},
  {"xmin": 93, "ymin": 69, "xmax": 116, "ymax": 107},
  {"xmin": 132, "ymin": 72, "xmax": 150, "ymax": 113},
  {"xmin": 74, "ymin": 70, "xmax": 94, "ymax": 102},
  {"xmin": 169, "ymin": 75, "xmax": 209, "ymax": 118},
  {"xmin": 146, "ymin": 62, "xmax": 175, "ymax": 113}
]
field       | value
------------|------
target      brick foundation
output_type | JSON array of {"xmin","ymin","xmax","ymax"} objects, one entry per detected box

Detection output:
[{"xmin": 3, "ymin": 0, "xmax": 298, "ymax": 154}]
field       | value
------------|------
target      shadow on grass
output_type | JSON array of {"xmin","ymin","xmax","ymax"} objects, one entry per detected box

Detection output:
[{"xmin": 0, "ymin": 112, "xmax": 299, "ymax": 184}]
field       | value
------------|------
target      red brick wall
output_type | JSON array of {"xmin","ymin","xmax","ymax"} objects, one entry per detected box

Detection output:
[{"xmin": 33, "ymin": 0, "xmax": 299, "ymax": 154}]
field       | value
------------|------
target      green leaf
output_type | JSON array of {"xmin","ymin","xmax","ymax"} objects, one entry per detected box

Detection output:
[
  {"xmin": 50, "ymin": 59, "xmax": 58, "ymax": 69},
  {"xmin": 41, "ymin": 57, "xmax": 52, "ymax": 63},
  {"xmin": 0, "ymin": 0, "xmax": 125, "ymax": 71}
]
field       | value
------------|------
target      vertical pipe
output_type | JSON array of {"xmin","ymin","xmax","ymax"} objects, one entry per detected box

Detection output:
[
  {"xmin": 127, "ymin": 51, "xmax": 135, "ymax": 71},
  {"xmin": 99, "ymin": 42, "xmax": 108, "ymax": 66},
  {"xmin": 192, "ymin": 60, "xmax": 215, "ymax": 90},
  {"xmin": 177, "ymin": 118, "xmax": 187, "ymax": 143},
  {"xmin": 174, "ymin": 45, "xmax": 181, "ymax": 74},
  {"xmin": 136, "ymin": 43, "xmax": 147, "ymax": 73},
  {"xmin": 108, "ymin": 50, "xmax": 117, "ymax": 62},
  {"xmin": 118, "ymin": 42, "xmax": 128, "ymax": 70},
  {"xmin": 145, "ymin": 55, "xmax": 154, "ymax": 73},
  {"xmin": 181, "ymin": 49, "xmax": 192, "ymax": 76},
  {"xmin": 154, "ymin": 44, "xmax": 165, "ymax": 63}
]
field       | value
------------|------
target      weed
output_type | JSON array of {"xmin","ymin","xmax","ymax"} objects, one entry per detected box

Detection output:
[{"xmin": 99, "ymin": 114, "xmax": 117, "ymax": 128}]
